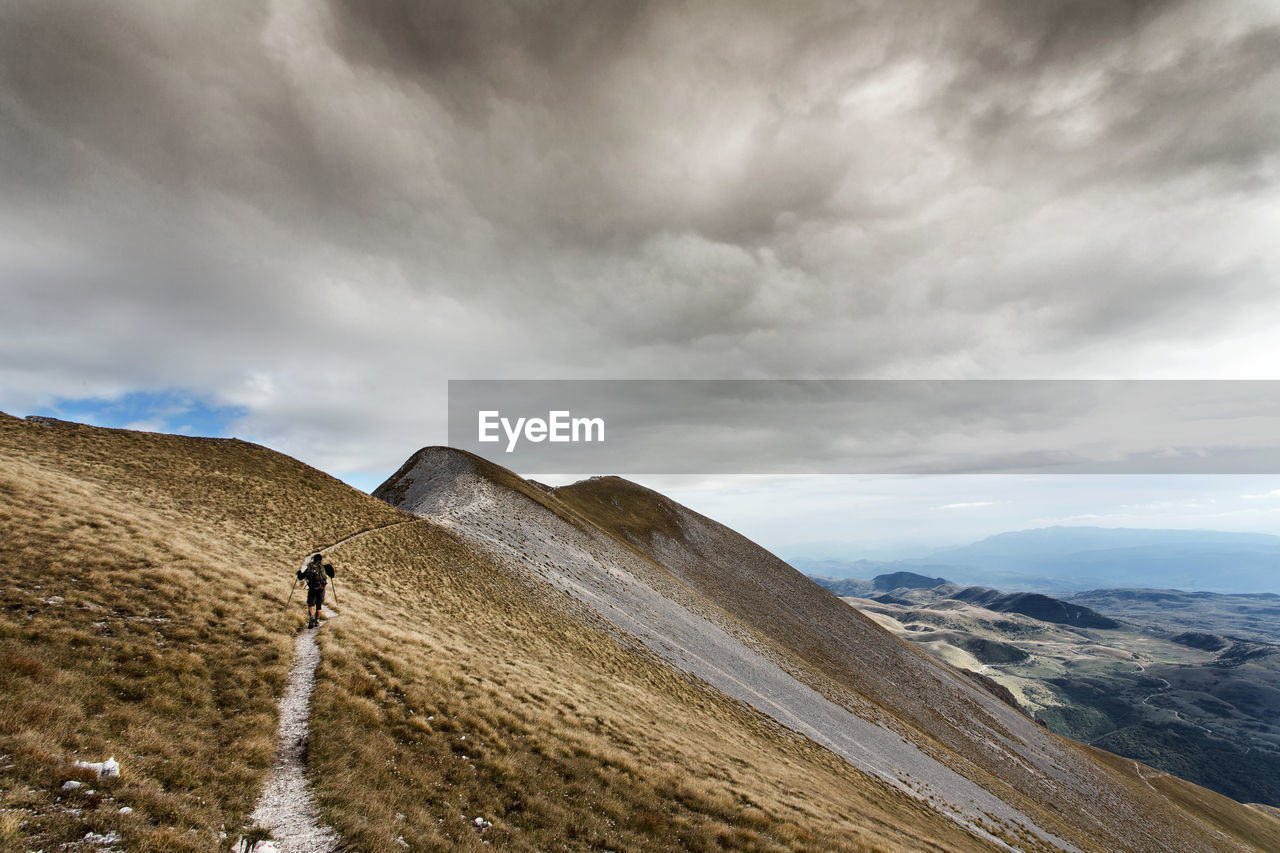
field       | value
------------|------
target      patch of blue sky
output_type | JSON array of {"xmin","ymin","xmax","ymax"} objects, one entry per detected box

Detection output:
[
  {"xmin": 30, "ymin": 390, "xmax": 247, "ymax": 438},
  {"xmin": 331, "ymin": 469, "xmax": 384, "ymax": 495}
]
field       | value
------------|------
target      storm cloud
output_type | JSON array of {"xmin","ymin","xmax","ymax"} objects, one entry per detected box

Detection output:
[{"xmin": 2, "ymin": 0, "xmax": 1278, "ymax": 480}]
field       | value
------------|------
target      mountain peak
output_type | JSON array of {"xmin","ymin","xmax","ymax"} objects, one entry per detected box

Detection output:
[
  {"xmin": 872, "ymin": 570, "xmax": 949, "ymax": 591},
  {"xmin": 373, "ymin": 446, "xmax": 548, "ymax": 510}
]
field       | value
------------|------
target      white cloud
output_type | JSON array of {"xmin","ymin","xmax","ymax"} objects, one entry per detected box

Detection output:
[{"xmin": 1243, "ymin": 489, "xmax": 1280, "ymax": 501}]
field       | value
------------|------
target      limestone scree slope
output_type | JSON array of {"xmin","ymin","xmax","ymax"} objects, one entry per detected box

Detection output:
[{"xmin": 376, "ymin": 446, "xmax": 1280, "ymax": 852}]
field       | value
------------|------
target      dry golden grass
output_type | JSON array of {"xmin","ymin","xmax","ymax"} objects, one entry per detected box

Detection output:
[
  {"xmin": 4, "ymin": 416, "xmax": 1279, "ymax": 852},
  {"xmin": 550, "ymin": 475, "xmax": 1280, "ymax": 853},
  {"xmin": 0, "ymin": 490, "xmax": 284, "ymax": 847},
  {"xmin": 0, "ymin": 416, "xmax": 991, "ymax": 852},
  {"xmin": 0, "ymin": 414, "xmax": 404, "ymax": 850},
  {"xmin": 1081, "ymin": 743, "xmax": 1280, "ymax": 850},
  {"xmin": 307, "ymin": 522, "xmax": 993, "ymax": 852}
]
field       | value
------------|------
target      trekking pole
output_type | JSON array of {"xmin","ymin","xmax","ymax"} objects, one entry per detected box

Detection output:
[{"xmin": 285, "ymin": 577, "xmax": 299, "ymax": 609}]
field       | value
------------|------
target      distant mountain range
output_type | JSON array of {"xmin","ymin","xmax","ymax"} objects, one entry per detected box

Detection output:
[
  {"xmin": 947, "ymin": 587, "xmax": 1120, "ymax": 629},
  {"xmin": 810, "ymin": 574, "xmax": 1119, "ymax": 630},
  {"xmin": 790, "ymin": 526, "xmax": 1280, "ymax": 594}
]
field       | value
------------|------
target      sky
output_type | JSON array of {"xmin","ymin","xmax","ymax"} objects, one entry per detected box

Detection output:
[{"xmin": 3, "ymin": 1, "xmax": 1280, "ymax": 555}]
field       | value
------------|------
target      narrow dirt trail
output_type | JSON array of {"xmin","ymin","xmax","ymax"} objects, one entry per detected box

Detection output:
[
  {"xmin": 249, "ymin": 518, "xmax": 424, "ymax": 850},
  {"xmin": 248, "ymin": 625, "xmax": 341, "ymax": 853},
  {"xmin": 319, "ymin": 518, "xmax": 420, "ymax": 553}
]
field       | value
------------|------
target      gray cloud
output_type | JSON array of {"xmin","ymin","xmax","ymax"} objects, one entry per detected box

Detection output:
[
  {"xmin": 2, "ymin": 0, "xmax": 1278, "ymax": 480},
  {"xmin": 937, "ymin": 4, "xmax": 1280, "ymax": 192}
]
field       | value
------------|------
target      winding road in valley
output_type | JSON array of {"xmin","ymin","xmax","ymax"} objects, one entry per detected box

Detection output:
[{"xmin": 1136, "ymin": 668, "xmax": 1218, "ymax": 738}]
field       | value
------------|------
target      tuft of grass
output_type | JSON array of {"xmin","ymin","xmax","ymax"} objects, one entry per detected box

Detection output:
[{"xmin": 0, "ymin": 809, "xmax": 24, "ymax": 846}]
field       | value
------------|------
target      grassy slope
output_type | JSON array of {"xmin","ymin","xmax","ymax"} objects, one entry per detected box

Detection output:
[
  {"xmin": 0, "ymin": 413, "xmax": 406, "ymax": 851},
  {"xmin": 310, "ymin": 520, "xmax": 993, "ymax": 852},
  {"xmin": 7, "ymin": 419, "xmax": 1280, "ymax": 852},
  {"xmin": 550, "ymin": 475, "xmax": 1280, "ymax": 853},
  {"xmin": 0, "ymin": 417, "xmax": 994, "ymax": 852}
]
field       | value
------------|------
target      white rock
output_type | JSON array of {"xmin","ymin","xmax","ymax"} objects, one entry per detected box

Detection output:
[
  {"xmin": 61, "ymin": 780, "xmax": 82, "ymax": 791},
  {"xmin": 118, "ymin": 806, "xmax": 134, "ymax": 815},
  {"xmin": 73, "ymin": 756, "xmax": 119, "ymax": 779},
  {"xmin": 83, "ymin": 830, "xmax": 121, "ymax": 845}
]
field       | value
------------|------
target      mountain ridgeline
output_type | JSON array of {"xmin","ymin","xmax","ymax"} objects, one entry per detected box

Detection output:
[
  {"xmin": 373, "ymin": 446, "xmax": 1280, "ymax": 851},
  {"xmin": 811, "ymin": 574, "xmax": 1120, "ymax": 631},
  {"xmin": 946, "ymin": 588, "xmax": 1120, "ymax": 630},
  {"xmin": 793, "ymin": 527, "xmax": 1280, "ymax": 594},
  {"xmin": 3, "ymin": 417, "xmax": 1279, "ymax": 852},
  {"xmin": 934, "ymin": 527, "xmax": 1280, "ymax": 594}
]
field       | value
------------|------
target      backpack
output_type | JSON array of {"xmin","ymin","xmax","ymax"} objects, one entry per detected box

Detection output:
[{"xmin": 301, "ymin": 561, "xmax": 326, "ymax": 589}]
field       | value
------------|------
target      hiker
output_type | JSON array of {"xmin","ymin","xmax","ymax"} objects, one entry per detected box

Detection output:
[{"xmin": 297, "ymin": 552, "xmax": 335, "ymax": 628}]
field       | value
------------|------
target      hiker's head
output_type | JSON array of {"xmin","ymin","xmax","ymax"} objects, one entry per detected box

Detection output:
[{"xmin": 310, "ymin": 553, "xmax": 322, "ymax": 564}]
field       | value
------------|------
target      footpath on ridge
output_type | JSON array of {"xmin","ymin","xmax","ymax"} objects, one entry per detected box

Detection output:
[{"xmin": 247, "ymin": 519, "xmax": 422, "ymax": 852}]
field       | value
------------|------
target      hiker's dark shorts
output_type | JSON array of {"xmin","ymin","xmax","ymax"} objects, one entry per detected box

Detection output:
[{"xmin": 307, "ymin": 586, "xmax": 326, "ymax": 608}]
